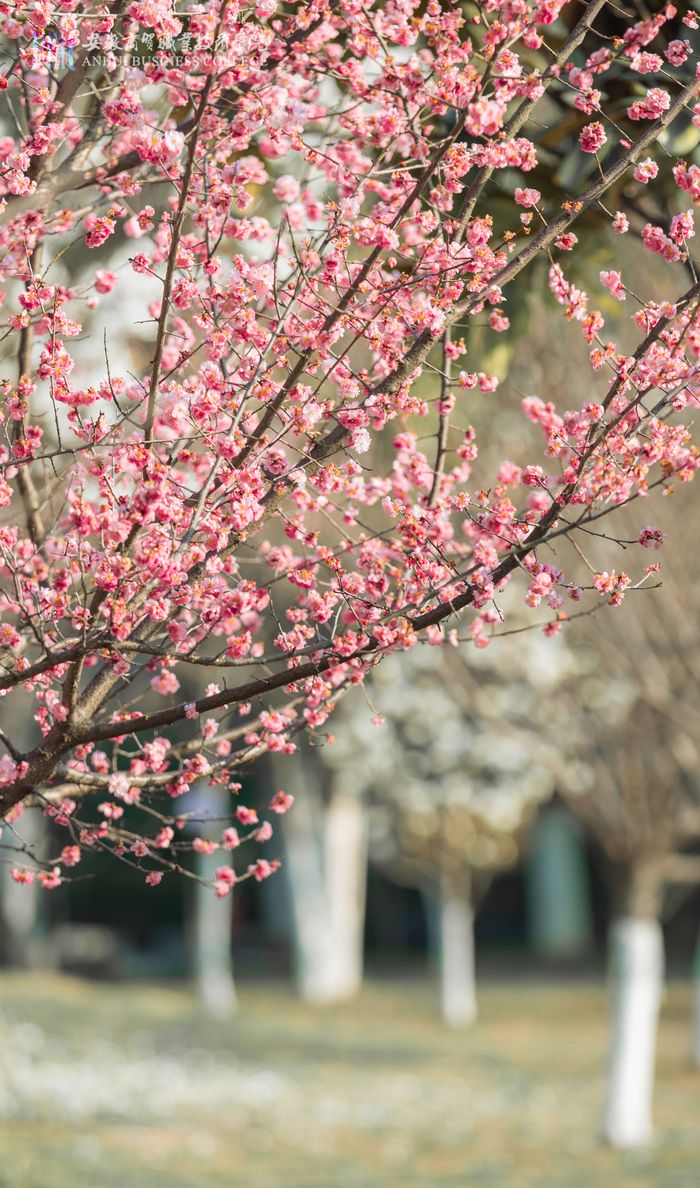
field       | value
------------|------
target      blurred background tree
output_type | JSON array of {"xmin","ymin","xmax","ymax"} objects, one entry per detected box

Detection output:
[
  {"xmin": 319, "ymin": 620, "xmax": 574, "ymax": 1026},
  {"xmin": 560, "ymin": 494, "xmax": 700, "ymax": 1146}
]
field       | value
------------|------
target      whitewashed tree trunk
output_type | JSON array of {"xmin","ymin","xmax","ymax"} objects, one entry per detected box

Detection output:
[
  {"xmin": 282, "ymin": 771, "xmax": 339, "ymax": 1003},
  {"xmin": 323, "ymin": 792, "xmax": 367, "ymax": 999},
  {"xmin": 604, "ymin": 914, "xmax": 664, "ymax": 1147},
  {"xmin": 189, "ymin": 783, "xmax": 236, "ymax": 1017},
  {"xmin": 276, "ymin": 752, "xmax": 367, "ymax": 1003},
  {"xmin": 0, "ymin": 810, "xmax": 45, "ymax": 967},
  {"xmin": 438, "ymin": 882, "xmax": 477, "ymax": 1027},
  {"xmin": 692, "ymin": 928, "xmax": 700, "ymax": 1067},
  {"xmin": 193, "ymin": 848, "xmax": 237, "ymax": 1017}
]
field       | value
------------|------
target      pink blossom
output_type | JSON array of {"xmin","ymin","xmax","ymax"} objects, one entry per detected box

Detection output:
[
  {"xmin": 150, "ymin": 670, "xmax": 180, "ymax": 696},
  {"xmin": 192, "ymin": 837, "xmax": 219, "ymax": 854},
  {"xmin": 108, "ymin": 772, "xmax": 131, "ymax": 800},
  {"xmin": 600, "ymin": 271, "xmax": 626, "ymax": 301},
  {"xmin": 214, "ymin": 865, "xmax": 236, "ymax": 897},
  {"xmin": 628, "ymin": 89, "xmax": 670, "ymax": 121},
  {"xmin": 98, "ymin": 802, "xmax": 124, "ymax": 820},
  {"xmin": 273, "ymin": 175, "xmax": 301, "ymax": 203},
  {"xmin": 11, "ymin": 868, "xmax": 34, "ymax": 885},
  {"xmin": 84, "ymin": 214, "xmax": 116, "ymax": 248},
  {"xmin": 642, "ymin": 223, "xmax": 681, "ymax": 263},
  {"xmin": 269, "ymin": 791, "xmax": 295, "ymax": 814},
  {"xmin": 236, "ymin": 806, "xmax": 259, "ymax": 825},
  {"xmin": 593, "ymin": 570, "xmax": 631, "ymax": 606},
  {"xmin": 522, "ymin": 465, "xmax": 546, "ymax": 487},
  {"xmin": 670, "ymin": 211, "xmax": 694, "ymax": 244},
  {"xmin": 633, "ymin": 158, "xmax": 658, "ymax": 184},
  {"xmin": 247, "ymin": 859, "xmax": 280, "ymax": 883},
  {"xmin": 38, "ymin": 867, "xmax": 62, "ymax": 889},
  {"xmin": 543, "ymin": 621, "xmax": 562, "ymax": 637},
  {"xmin": 514, "ymin": 187, "xmax": 541, "ymax": 208},
  {"xmin": 666, "ymin": 40, "xmax": 690, "ymax": 66},
  {"xmin": 0, "ymin": 755, "xmax": 19, "ymax": 785},
  {"xmin": 579, "ymin": 122, "xmax": 607, "ymax": 152},
  {"xmin": 94, "ymin": 270, "xmax": 118, "ymax": 294},
  {"xmin": 639, "ymin": 526, "xmax": 665, "ymax": 549}
]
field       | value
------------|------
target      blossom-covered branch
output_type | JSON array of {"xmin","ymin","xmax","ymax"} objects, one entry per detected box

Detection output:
[{"xmin": 0, "ymin": 0, "xmax": 698, "ymax": 890}]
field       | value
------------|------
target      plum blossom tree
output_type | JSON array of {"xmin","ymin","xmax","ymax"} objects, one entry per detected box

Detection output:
[
  {"xmin": 0, "ymin": 0, "xmax": 699, "ymax": 892},
  {"xmin": 322, "ymin": 628, "xmax": 569, "ymax": 1025}
]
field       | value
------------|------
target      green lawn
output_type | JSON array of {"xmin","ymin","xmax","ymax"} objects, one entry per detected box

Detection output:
[{"xmin": 0, "ymin": 972, "xmax": 698, "ymax": 1186}]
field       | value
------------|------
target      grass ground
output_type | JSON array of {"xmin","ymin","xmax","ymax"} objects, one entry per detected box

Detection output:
[{"xmin": 0, "ymin": 972, "xmax": 697, "ymax": 1187}]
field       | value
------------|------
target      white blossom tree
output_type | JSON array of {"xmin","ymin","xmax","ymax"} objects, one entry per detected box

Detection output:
[{"xmin": 322, "ymin": 623, "xmax": 572, "ymax": 1025}]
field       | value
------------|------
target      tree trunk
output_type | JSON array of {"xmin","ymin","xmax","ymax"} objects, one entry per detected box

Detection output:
[
  {"xmin": 0, "ymin": 811, "xmax": 45, "ymax": 967},
  {"xmin": 193, "ymin": 850, "xmax": 237, "ymax": 1017},
  {"xmin": 527, "ymin": 810, "xmax": 593, "ymax": 959},
  {"xmin": 692, "ymin": 927, "xmax": 700, "ymax": 1068},
  {"xmin": 322, "ymin": 791, "xmax": 367, "ymax": 999},
  {"xmin": 276, "ymin": 752, "xmax": 367, "ymax": 1003},
  {"xmin": 438, "ymin": 879, "xmax": 477, "ymax": 1027},
  {"xmin": 190, "ymin": 785, "xmax": 236, "ymax": 1017},
  {"xmin": 603, "ymin": 866, "xmax": 663, "ymax": 1148},
  {"xmin": 282, "ymin": 785, "xmax": 338, "ymax": 1003}
]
